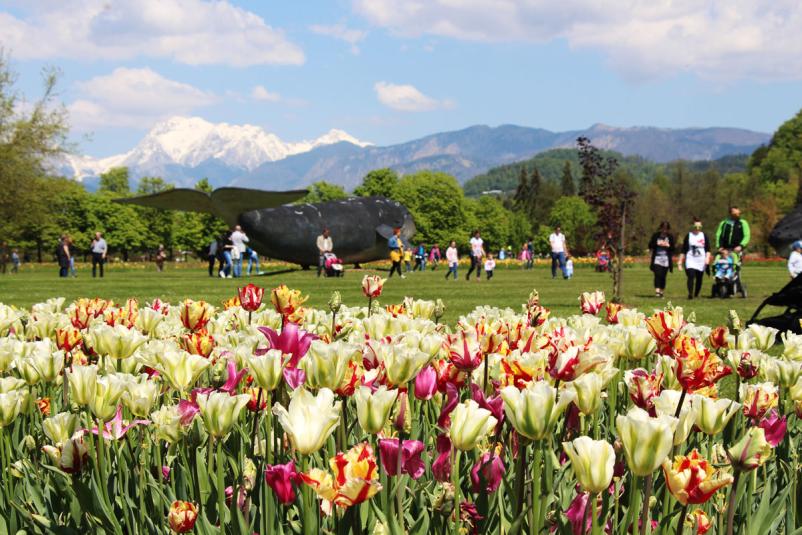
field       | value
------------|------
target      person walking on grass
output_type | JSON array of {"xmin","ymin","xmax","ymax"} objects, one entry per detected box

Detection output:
[
  {"xmin": 484, "ymin": 253, "xmax": 496, "ymax": 280},
  {"xmin": 246, "ymin": 247, "xmax": 262, "ymax": 275},
  {"xmin": 648, "ymin": 221, "xmax": 675, "ymax": 298},
  {"xmin": 90, "ymin": 231, "xmax": 107, "ymax": 278},
  {"xmin": 403, "ymin": 247, "xmax": 413, "ymax": 273},
  {"xmin": 230, "ymin": 225, "xmax": 249, "ymax": 278},
  {"xmin": 388, "ymin": 227, "xmax": 405, "ymax": 278},
  {"xmin": 678, "ymin": 218, "xmax": 711, "ymax": 300},
  {"xmin": 429, "ymin": 243, "xmax": 441, "ymax": 270},
  {"xmin": 57, "ymin": 235, "xmax": 70, "ymax": 278},
  {"xmin": 316, "ymin": 228, "xmax": 333, "ymax": 277},
  {"xmin": 466, "ymin": 230, "xmax": 485, "ymax": 281},
  {"xmin": 67, "ymin": 236, "xmax": 77, "ymax": 277},
  {"xmin": 445, "ymin": 240, "xmax": 459, "ymax": 280},
  {"xmin": 10, "ymin": 249, "xmax": 19, "ymax": 274},
  {"xmin": 526, "ymin": 238, "xmax": 535, "ymax": 270},
  {"xmin": 549, "ymin": 225, "xmax": 569, "ymax": 279},
  {"xmin": 207, "ymin": 238, "xmax": 218, "ymax": 277},
  {"xmin": 155, "ymin": 244, "xmax": 167, "ymax": 272}
]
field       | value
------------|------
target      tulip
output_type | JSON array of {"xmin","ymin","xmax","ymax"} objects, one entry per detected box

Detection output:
[
  {"xmin": 18, "ymin": 347, "xmax": 65, "ymax": 384},
  {"xmin": 449, "ymin": 400, "xmax": 498, "ymax": 451},
  {"xmin": 686, "ymin": 509, "xmax": 713, "ymax": 535},
  {"xmin": 55, "ymin": 326, "xmax": 83, "ymax": 352},
  {"xmin": 257, "ymin": 322, "xmax": 316, "ymax": 368},
  {"xmin": 606, "ymin": 302, "xmax": 624, "ymax": 324},
  {"xmin": 42, "ymin": 431, "xmax": 89, "ymax": 473},
  {"xmin": 694, "ymin": 396, "xmax": 740, "ymax": 435},
  {"xmin": 381, "ymin": 345, "xmax": 430, "ymax": 386},
  {"xmin": 88, "ymin": 405, "xmax": 150, "ymax": 440},
  {"xmin": 625, "ymin": 368, "xmax": 664, "ymax": 411},
  {"xmin": 354, "ymin": 386, "xmax": 398, "ymax": 435},
  {"xmin": 43, "ymin": 412, "xmax": 79, "ymax": 445},
  {"xmin": 154, "ymin": 350, "xmax": 211, "ymax": 393},
  {"xmin": 707, "ymin": 325, "xmax": 730, "ymax": 350},
  {"xmin": 283, "ymin": 367, "xmax": 306, "ymax": 390},
  {"xmin": 622, "ymin": 327, "xmax": 657, "ymax": 360},
  {"xmin": 0, "ymin": 390, "xmax": 26, "ymax": 428},
  {"xmin": 740, "ymin": 382, "xmax": 778, "ymax": 420},
  {"xmin": 168, "ymin": 501, "xmax": 198, "ymax": 533},
  {"xmin": 37, "ymin": 397, "xmax": 51, "ymax": 416},
  {"xmin": 726, "ymin": 350, "xmax": 761, "ymax": 380},
  {"xmin": 448, "ymin": 331, "xmax": 483, "ymax": 372},
  {"xmin": 470, "ymin": 446, "xmax": 506, "ymax": 493},
  {"xmin": 378, "ymin": 438, "xmax": 426, "ymax": 479},
  {"xmin": 136, "ymin": 307, "xmax": 164, "ymax": 335},
  {"xmin": 272, "ymin": 387, "xmax": 341, "ymax": 455},
  {"xmin": 361, "ymin": 275, "xmax": 386, "ymax": 298},
  {"xmin": 616, "ymin": 407, "xmax": 678, "ymax": 476},
  {"xmin": 270, "ymin": 284, "xmax": 308, "ymax": 322},
  {"xmin": 89, "ymin": 376, "xmax": 127, "ymax": 421},
  {"xmin": 301, "ymin": 442, "xmax": 381, "ymax": 509},
  {"xmin": 567, "ymin": 372, "xmax": 605, "ymax": 415},
  {"xmin": 179, "ymin": 299, "xmax": 213, "ymax": 332},
  {"xmin": 579, "ymin": 291, "xmax": 605, "ymax": 315},
  {"xmin": 0, "ymin": 338, "xmax": 23, "ymax": 372},
  {"xmin": 302, "ymin": 340, "xmax": 358, "ymax": 390},
  {"xmin": 790, "ymin": 378, "xmax": 802, "ymax": 418},
  {"xmin": 150, "ymin": 405, "xmax": 185, "ymax": 443},
  {"xmin": 757, "ymin": 410, "xmax": 787, "ymax": 447},
  {"xmin": 565, "ymin": 492, "xmax": 593, "ymax": 535},
  {"xmin": 67, "ymin": 365, "xmax": 98, "ymax": 406},
  {"xmin": 265, "ymin": 461, "xmax": 300, "ymax": 504},
  {"xmin": 86, "ymin": 323, "xmax": 148, "ymax": 359},
  {"xmin": 122, "ymin": 378, "xmax": 161, "ymax": 417},
  {"xmin": 247, "ymin": 350, "xmax": 285, "ymax": 391},
  {"xmin": 563, "ymin": 436, "xmax": 615, "ymax": 493},
  {"xmin": 727, "ymin": 427, "xmax": 772, "ymax": 472},
  {"xmin": 179, "ymin": 330, "xmax": 215, "ymax": 358},
  {"xmin": 0, "ymin": 377, "xmax": 26, "ymax": 393},
  {"xmin": 762, "ymin": 357, "xmax": 802, "ymax": 388},
  {"xmin": 746, "ymin": 324, "xmax": 778, "ymax": 352},
  {"xmin": 218, "ymin": 360, "xmax": 247, "ymax": 393},
  {"xmin": 432, "ymin": 434, "xmax": 452, "ymax": 482},
  {"xmin": 238, "ymin": 283, "xmax": 264, "ymax": 312},
  {"xmin": 470, "ymin": 384, "xmax": 505, "ymax": 433},
  {"xmin": 652, "ymin": 390, "xmax": 697, "ymax": 447},
  {"xmin": 662, "ymin": 449, "xmax": 733, "ymax": 505},
  {"xmin": 500, "ymin": 381, "xmax": 576, "ymax": 441},
  {"xmin": 645, "ymin": 309, "xmax": 685, "ymax": 354},
  {"xmin": 673, "ymin": 335, "xmax": 731, "ymax": 391},
  {"xmin": 414, "ymin": 365, "xmax": 438, "ymax": 400},
  {"xmin": 196, "ymin": 391, "xmax": 251, "ymax": 438}
]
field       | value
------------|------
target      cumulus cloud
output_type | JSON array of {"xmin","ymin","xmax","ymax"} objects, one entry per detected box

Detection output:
[
  {"xmin": 0, "ymin": 0, "xmax": 304, "ymax": 66},
  {"xmin": 251, "ymin": 85, "xmax": 281, "ymax": 102},
  {"xmin": 374, "ymin": 81, "xmax": 453, "ymax": 111},
  {"xmin": 353, "ymin": 0, "xmax": 802, "ymax": 81},
  {"xmin": 69, "ymin": 68, "xmax": 216, "ymax": 130},
  {"xmin": 310, "ymin": 23, "xmax": 367, "ymax": 54}
]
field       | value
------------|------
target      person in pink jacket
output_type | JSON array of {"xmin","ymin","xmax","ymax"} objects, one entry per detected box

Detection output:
[{"xmin": 445, "ymin": 240, "xmax": 459, "ymax": 280}]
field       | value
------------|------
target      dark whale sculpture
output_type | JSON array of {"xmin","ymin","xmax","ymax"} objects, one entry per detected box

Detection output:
[
  {"xmin": 769, "ymin": 201, "xmax": 802, "ymax": 257},
  {"xmin": 116, "ymin": 188, "xmax": 416, "ymax": 266}
]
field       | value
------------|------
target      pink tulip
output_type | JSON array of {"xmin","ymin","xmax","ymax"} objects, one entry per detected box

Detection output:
[
  {"xmin": 282, "ymin": 367, "xmax": 306, "ymax": 390},
  {"xmin": 414, "ymin": 366, "xmax": 437, "ymax": 400},
  {"xmin": 177, "ymin": 399, "xmax": 199, "ymax": 425},
  {"xmin": 219, "ymin": 360, "xmax": 248, "ymax": 393},
  {"xmin": 432, "ymin": 434, "xmax": 452, "ymax": 482},
  {"xmin": 566, "ymin": 492, "xmax": 592, "ymax": 535},
  {"xmin": 256, "ymin": 323, "xmax": 316, "ymax": 368},
  {"xmin": 162, "ymin": 466, "xmax": 171, "ymax": 482},
  {"xmin": 758, "ymin": 410, "xmax": 787, "ymax": 447},
  {"xmin": 264, "ymin": 461, "xmax": 300, "ymax": 505},
  {"xmin": 378, "ymin": 438, "xmax": 426, "ymax": 479},
  {"xmin": 437, "ymin": 382, "xmax": 459, "ymax": 427},
  {"xmin": 470, "ymin": 449, "xmax": 505, "ymax": 493},
  {"xmin": 470, "ymin": 384, "xmax": 504, "ymax": 433},
  {"xmin": 87, "ymin": 406, "xmax": 149, "ymax": 440},
  {"xmin": 448, "ymin": 331, "xmax": 483, "ymax": 371}
]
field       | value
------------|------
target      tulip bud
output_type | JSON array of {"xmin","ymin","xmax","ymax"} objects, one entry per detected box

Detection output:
[
  {"xmin": 434, "ymin": 299, "xmax": 446, "ymax": 323},
  {"xmin": 727, "ymin": 427, "xmax": 772, "ymax": 472},
  {"xmin": 179, "ymin": 299, "xmax": 214, "ymax": 332},
  {"xmin": 414, "ymin": 366, "xmax": 438, "ymax": 400},
  {"xmin": 238, "ymin": 283, "xmax": 264, "ymax": 313},
  {"xmin": 616, "ymin": 407, "xmax": 678, "ymax": 477},
  {"xmin": 22, "ymin": 434, "xmax": 36, "ymax": 452},
  {"xmin": 196, "ymin": 391, "xmax": 251, "ymax": 438},
  {"xmin": 563, "ymin": 436, "xmax": 615, "ymax": 493},
  {"xmin": 727, "ymin": 310, "xmax": 741, "ymax": 334},
  {"xmin": 328, "ymin": 291, "xmax": 342, "ymax": 314},
  {"xmin": 168, "ymin": 501, "xmax": 198, "ymax": 533},
  {"xmin": 362, "ymin": 275, "xmax": 386, "ymax": 298},
  {"xmin": 355, "ymin": 386, "xmax": 398, "ymax": 435},
  {"xmin": 264, "ymin": 461, "xmax": 300, "ymax": 504},
  {"xmin": 500, "ymin": 381, "xmax": 576, "ymax": 441}
]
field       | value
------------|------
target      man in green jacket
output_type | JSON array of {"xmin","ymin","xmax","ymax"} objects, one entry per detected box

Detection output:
[{"xmin": 716, "ymin": 206, "xmax": 751, "ymax": 254}]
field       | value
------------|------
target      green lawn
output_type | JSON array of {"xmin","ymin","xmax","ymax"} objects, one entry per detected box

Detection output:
[{"xmin": 0, "ymin": 261, "xmax": 788, "ymax": 325}]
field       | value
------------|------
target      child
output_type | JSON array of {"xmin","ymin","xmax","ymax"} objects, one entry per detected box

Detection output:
[
  {"xmin": 445, "ymin": 240, "xmax": 459, "ymax": 280},
  {"xmin": 484, "ymin": 253, "xmax": 496, "ymax": 280},
  {"xmin": 713, "ymin": 249, "xmax": 735, "ymax": 280},
  {"xmin": 565, "ymin": 255, "xmax": 574, "ymax": 279},
  {"xmin": 11, "ymin": 249, "xmax": 20, "ymax": 274},
  {"xmin": 403, "ymin": 248, "xmax": 413, "ymax": 273},
  {"xmin": 429, "ymin": 243, "xmax": 441, "ymax": 270},
  {"xmin": 789, "ymin": 241, "xmax": 802, "ymax": 279}
]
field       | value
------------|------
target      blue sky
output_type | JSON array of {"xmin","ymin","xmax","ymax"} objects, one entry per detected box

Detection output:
[{"xmin": 2, "ymin": 0, "xmax": 801, "ymax": 157}]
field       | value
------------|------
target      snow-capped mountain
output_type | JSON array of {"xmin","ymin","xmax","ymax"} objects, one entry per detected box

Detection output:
[{"xmin": 59, "ymin": 116, "xmax": 370, "ymax": 185}]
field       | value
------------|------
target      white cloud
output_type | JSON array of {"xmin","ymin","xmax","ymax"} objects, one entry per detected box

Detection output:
[
  {"xmin": 251, "ymin": 85, "xmax": 281, "ymax": 102},
  {"xmin": 310, "ymin": 23, "xmax": 367, "ymax": 54},
  {"xmin": 0, "ymin": 0, "xmax": 304, "ymax": 66},
  {"xmin": 69, "ymin": 67, "xmax": 216, "ymax": 130},
  {"xmin": 374, "ymin": 81, "xmax": 453, "ymax": 111},
  {"xmin": 353, "ymin": 0, "xmax": 802, "ymax": 81}
]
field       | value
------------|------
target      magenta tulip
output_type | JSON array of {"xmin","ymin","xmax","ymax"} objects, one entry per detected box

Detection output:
[
  {"xmin": 282, "ymin": 367, "xmax": 306, "ymax": 390},
  {"xmin": 256, "ymin": 323, "xmax": 316, "ymax": 367},
  {"xmin": 414, "ymin": 366, "xmax": 437, "ymax": 400},
  {"xmin": 758, "ymin": 410, "xmax": 787, "ymax": 447},
  {"xmin": 264, "ymin": 461, "xmax": 300, "ymax": 505},
  {"xmin": 470, "ymin": 383, "xmax": 504, "ymax": 433},
  {"xmin": 378, "ymin": 438, "xmax": 426, "ymax": 479},
  {"xmin": 437, "ymin": 382, "xmax": 459, "ymax": 427},
  {"xmin": 219, "ymin": 360, "xmax": 247, "ymax": 393},
  {"xmin": 432, "ymin": 434, "xmax": 452, "ymax": 482},
  {"xmin": 470, "ymin": 449, "xmax": 505, "ymax": 493}
]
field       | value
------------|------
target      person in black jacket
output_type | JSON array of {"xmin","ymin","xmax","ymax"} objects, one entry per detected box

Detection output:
[{"xmin": 648, "ymin": 221, "xmax": 675, "ymax": 298}]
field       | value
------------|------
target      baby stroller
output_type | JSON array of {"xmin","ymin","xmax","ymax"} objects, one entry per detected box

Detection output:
[
  {"xmin": 595, "ymin": 249, "xmax": 610, "ymax": 272},
  {"xmin": 711, "ymin": 251, "xmax": 747, "ymax": 298},
  {"xmin": 323, "ymin": 252, "xmax": 344, "ymax": 277}
]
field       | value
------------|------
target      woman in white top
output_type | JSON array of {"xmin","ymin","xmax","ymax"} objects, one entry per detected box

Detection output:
[
  {"xmin": 466, "ymin": 230, "xmax": 485, "ymax": 281},
  {"xmin": 445, "ymin": 240, "xmax": 459, "ymax": 280},
  {"xmin": 789, "ymin": 241, "xmax": 802, "ymax": 278},
  {"xmin": 678, "ymin": 218, "xmax": 711, "ymax": 299}
]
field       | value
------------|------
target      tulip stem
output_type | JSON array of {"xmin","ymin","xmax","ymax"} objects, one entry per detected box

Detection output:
[
  {"xmin": 368, "ymin": 297, "xmax": 372, "ymax": 317},
  {"xmin": 639, "ymin": 474, "xmax": 653, "ymax": 535},
  {"xmin": 452, "ymin": 449, "xmax": 461, "ymax": 535},
  {"xmin": 590, "ymin": 492, "xmax": 600, "ymax": 535},
  {"xmin": 676, "ymin": 504, "xmax": 688, "ymax": 535},
  {"xmin": 726, "ymin": 471, "xmax": 740, "ymax": 535},
  {"xmin": 673, "ymin": 389, "xmax": 687, "ymax": 419},
  {"xmin": 217, "ymin": 439, "xmax": 226, "ymax": 527},
  {"xmin": 625, "ymin": 474, "xmax": 641, "ymax": 535},
  {"xmin": 531, "ymin": 442, "xmax": 542, "ymax": 534},
  {"xmin": 512, "ymin": 440, "xmax": 527, "ymax": 521}
]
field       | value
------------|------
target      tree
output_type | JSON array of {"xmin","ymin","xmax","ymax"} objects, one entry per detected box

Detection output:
[
  {"xmin": 300, "ymin": 181, "xmax": 349, "ymax": 203},
  {"xmin": 560, "ymin": 161, "xmax": 576, "ymax": 196},
  {"xmin": 353, "ymin": 168, "xmax": 399, "ymax": 198},
  {"xmin": 465, "ymin": 195, "xmax": 513, "ymax": 252},
  {"xmin": 99, "ymin": 167, "xmax": 130, "ymax": 195},
  {"xmin": 394, "ymin": 171, "xmax": 471, "ymax": 246},
  {"xmin": 137, "ymin": 176, "xmax": 172, "ymax": 195},
  {"xmin": 548, "ymin": 196, "xmax": 597, "ymax": 254},
  {"xmin": 749, "ymin": 108, "xmax": 802, "ymax": 185}
]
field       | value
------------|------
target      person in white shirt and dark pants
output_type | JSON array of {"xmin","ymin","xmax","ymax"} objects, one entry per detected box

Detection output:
[
  {"xmin": 316, "ymin": 228, "xmax": 333, "ymax": 277},
  {"xmin": 549, "ymin": 225, "xmax": 569, "ymax": 279},
  {"xmin": 91, "ymin": 231, "xmax": 107, "ymax": 278},
  {"xmin": 789, "ymin": 241, "xmax": 802, "ymax": 279},
  {"xmin": 230, "ymin": 225, "xmax": 249, "ymax": 278}
]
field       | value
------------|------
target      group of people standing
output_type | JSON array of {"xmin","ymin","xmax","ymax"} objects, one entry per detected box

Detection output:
[
  {"xmin": 208, "ymin": 225, "xmax": 262, "ymax": 278},
  {"xmin": 55, "ymin": 232, "xmax": 107, "ymax": 278},
  {"xmin": 0, "ymin": 242, "xmax": 20, "ymax": 274},
  {"xmin": 648, "ymin": 207, "xmax": 751, "ymax": 299}
]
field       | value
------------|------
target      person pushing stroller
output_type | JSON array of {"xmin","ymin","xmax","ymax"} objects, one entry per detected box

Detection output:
[{"xmin": 715, "ymin": 206, "xmax": 749, "ymax": 297}]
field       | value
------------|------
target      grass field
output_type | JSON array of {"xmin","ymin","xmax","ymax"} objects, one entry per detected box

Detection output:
[{"xmin": 0, "ymin": 260, "xmax": 789, "ymax": 326}]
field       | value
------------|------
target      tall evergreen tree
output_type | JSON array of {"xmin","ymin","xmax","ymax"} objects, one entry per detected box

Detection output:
[{"xmin": 560, "ymin": 161, "xmax": 576, "ymax": 196}]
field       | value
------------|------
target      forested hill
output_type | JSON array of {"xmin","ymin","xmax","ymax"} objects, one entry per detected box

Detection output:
[{"xmin": 463, "ymin": 149, "xmax": 750, "ymax": 196}]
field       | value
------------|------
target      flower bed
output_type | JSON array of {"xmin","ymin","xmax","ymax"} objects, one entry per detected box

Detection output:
[{"xmin": 0, "ymin": 280, "xmax": 799, "ymax": 534}]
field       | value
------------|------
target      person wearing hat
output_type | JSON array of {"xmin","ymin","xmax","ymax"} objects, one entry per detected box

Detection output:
[{"xmin": 789, "ymin": 241, "xmax": 802, "ymax": 279}]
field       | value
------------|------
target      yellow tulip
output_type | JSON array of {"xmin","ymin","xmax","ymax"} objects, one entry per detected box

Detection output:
[
  {"xmin": 247, "ymin": 350, "xmax": 285, "ymax": 391},
  {"xmin": 43, "ymin": 412, "xmax": 80, "ymax": 445},
  {"xmin": 0, "ymin": 390, "xmax": 26, "ymax": 428},
  {"xmin": 88, "ymin": 376, "xmax": 127, "ymax": 422},
  {"xmin": 150, "ymin": 405, "xmax": 185, "ymax": 443},
  {"xmin": 302, "ymin": 340, "xmax": 359, "ymax": 390},
  {"xmin": 154, "ymin": 350, "xmax": 211, "ymax": 393},
  {"xmin": 122, "ymin": 378, "xmax": 161, "ymax": 418},
  {"xmin": 380, "ymin": 345, "xmax": 430, "ymax": 387},
  {"xmin": 695, "ymin": 396, "xmax": 740, "ymax": 435}
]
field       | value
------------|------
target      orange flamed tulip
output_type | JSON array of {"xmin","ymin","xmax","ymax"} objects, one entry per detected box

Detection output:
[
  {"xmin": 672, "ymin": 335, "xmax": 731, "ymax": 391},
  {"xmin": 301, "ymin": 442, "xmax": 382, "ymax": 510},
  {"xmin": 167, "ymin": 501, "xmax": 198, "ymax": 533},
  {"xmin": 179, "ymin": 330, "xmax": 215, "ymax": 358},
  {"xmin": 179, "ymin": 299, "xmax": 213, "ymax": 332},
  {"xmin": 55, "ymin": 326, "xmax": 83, "ymax": 352},
  {"xmin": 662, "ymin": 449, "xmax": 733, "ymax": 505},
  {"xmin": 645, "ymin": 309, "xmax": 685, "ymax": 355},
  {"xmin": 271, "ymin": 284, "xmax": 308, "ymax": 321}
]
